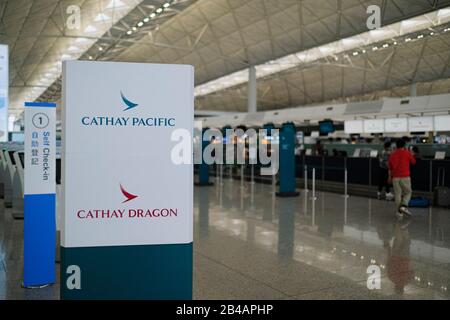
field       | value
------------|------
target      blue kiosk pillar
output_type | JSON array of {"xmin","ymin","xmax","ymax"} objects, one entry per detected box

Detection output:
[
  {"xmin": 276, "ymin": 122, "xmax": 299, "ymax": 197},
  {"xmin": 196, "ymin": 128, "xmax": 213, "ymax": 186}
]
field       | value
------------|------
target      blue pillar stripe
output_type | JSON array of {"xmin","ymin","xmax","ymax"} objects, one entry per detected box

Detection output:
[
  {"xmin": 24, "ymin": 102, "xmax": 56, "ymax": 108},
  {"xmin": 23, "ymin": 193, "xmax": 56, "ymax": 287}
]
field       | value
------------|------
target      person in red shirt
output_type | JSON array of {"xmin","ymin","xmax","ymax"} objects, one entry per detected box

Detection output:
[{"xmin": 388, "ymin": 139, "xmax": 416, "ymax": 217}]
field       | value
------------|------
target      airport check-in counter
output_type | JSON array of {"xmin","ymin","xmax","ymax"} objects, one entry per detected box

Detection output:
[
  {"xmin": 12, "ymin": 151, "xmax": 24, "ymax": 218},
  {"xmin": 214, "ymin": 155, "xmax": 450, "ymax": 200},
  {"xmin": 0, "ymin": 151, "xmax": 5, "ymax": 198},
  {"xmin": 9, "ymin": 154, "xmax": 61, "ymax": 221},
  {"xmin": 295, "ymin": 155, "xmax": 450, "ymax": 198},
  {"xmin": 2, "ymin": 149, "xmax": 21, "ymax": 208}
]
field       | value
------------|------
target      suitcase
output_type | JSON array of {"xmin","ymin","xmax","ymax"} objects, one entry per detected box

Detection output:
[
  {"xmin": 434, "ymin": 168, "xmax": 450, "ymax": 207},
  {"xmin": 409, "ymin": 197, "xmax": 430, "ymax": 208}
]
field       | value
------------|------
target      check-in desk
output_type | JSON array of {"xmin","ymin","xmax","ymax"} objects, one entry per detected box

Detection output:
[
  {"xmin": 3, "ymin": 149, "xmax": 20, "ymax": 208},
  {"xmin": 12, "ymin": 151, "xmax": 24, "ymax": 218},
  {"xmin": 9, "ymin": 152, "xmax": 61, "ymax": 221},
  {"xmin": 296, "ymin": 155, "xmax": 450, "ymax": 198},
  {"xmin": 0, "ymin": 151, "xmax": 6, "ymax": 199}
]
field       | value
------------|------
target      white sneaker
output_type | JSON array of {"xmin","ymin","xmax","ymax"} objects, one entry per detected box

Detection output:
[
  {"xmin": 399, "ymin": 206, "xmax": 412, "ymax": 218},
  {"xmin": 386, "ymin": 192, "xmax": 394, "ymax": 201}
]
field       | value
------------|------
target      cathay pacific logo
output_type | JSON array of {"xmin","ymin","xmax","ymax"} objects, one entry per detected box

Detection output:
[
  {"xmin": 120, "ymin": 184, "xmax": 138, "ymax": 203},
  {"xmin": 80, "ymin": 91, "xmax": 176, "ymax": 127},
  {"xmin": 121, "ymin": 92, "xmax": 139, "ymax": 111}
]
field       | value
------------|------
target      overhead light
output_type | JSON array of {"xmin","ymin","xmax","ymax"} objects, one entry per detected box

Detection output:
[
  {"xmin": 372, "ymin": 46, "xmax": 378, "ymax": 51},
  {"xmin": 405, "ymin": 37, "xmax": 412, "ymax": 42},
  {"xmin": 393, "ymin": 41, "xmax": 398, "ymax": 45},
  {"xmin": 98, "ymin": 47, "xmax": 103, "ymax": 51},
  {"xmin": 362, "ymin": 49, "xmax": 366, "ymax": 53},
  {"xmin": 156, "ymin": 8, "xmax": 163, "ymax": 13},
  {"xmin": 143, "ymin": 17, "xmax": 150, "ymax": 23},
  {"xmin": 132, "ymin": 26, "xmax": 137, "ymax": 31},
  {"xmin": 150, "ymin": 13, "xmax": 156, "ymax": 18},
  {"xmin": 382, "ymin": 43, "xmax": 389, "ymax": 48},
  {"xmin": 352, "ymin": 52, "xmax": 359, "ymax": 56},
  {"xmin": 430, "ymin": 32, "xmax": 435, "ymax": 35},
  {"xmin": 75, "ymin": 37, "xmax": 89, "ymax": 44},
  {"xmin": 127, "ymin": 30, "xmax": 132, "ymax": 35},
  {"xmin": 106, "ymin": 0, "xmax": 126, "ymax": 9},
  {"xmin": 67, "ymin": 45, "xmax": 80, "ymax": 52},
  {"xmin": 84, "ymin": 25, "xmax": 97, "ymax": 33},
  {"xmin": 417, "ymin": 34, "xmax": 424, "ymax": 39},
  {"xmin": 137, "ymin": 21, "xmax": 144, "ymax": 27},
  {"xmin": 163, "ymin": 2, "xmax": 170, "ymax": 8},
  {"xmin": 88, "ymin": 56, "xmax": 93, "ymax": 60},
  {"xmin": 94, "ymin": 13, "xmax": 110, "ymax": 22}
]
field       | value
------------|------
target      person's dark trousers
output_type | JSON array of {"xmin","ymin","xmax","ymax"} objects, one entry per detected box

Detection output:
[{"xmin": 378, "ymin": 168, "xmax": 391, "ymax": 193}]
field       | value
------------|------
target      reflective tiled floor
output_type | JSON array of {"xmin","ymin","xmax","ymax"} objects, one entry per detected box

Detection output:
[{"xmin": 1, "ymin": 176, "xmax": 450, "ymax": 299}]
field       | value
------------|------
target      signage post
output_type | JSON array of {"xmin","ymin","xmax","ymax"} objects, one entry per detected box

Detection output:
[
  {"xmin": 23, "ymin": 102, "xmax": 56, "ymax": 288},
  {"xmin": 277, "ymin": 122, "xmax": 299, "ymax": 197},
  {"xmin": 61, "ymin": 61, "xmax": 193, "ymax": 299},
  {"xmin": 0, "ymin": 45, "xmax": 8, "ymax": 142},
  {"xmin": 196, "ymin": 128, "xmax": 213, "ymax": 186}
]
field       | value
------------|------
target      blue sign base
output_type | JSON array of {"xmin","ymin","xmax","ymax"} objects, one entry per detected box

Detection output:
[
  {"xmin": 60, "ymin": 242, "xmax": 193, "ymax": 300},
  {"xmin": 23, "ymin": 193, "xmax": 56, "ymax": 287}
]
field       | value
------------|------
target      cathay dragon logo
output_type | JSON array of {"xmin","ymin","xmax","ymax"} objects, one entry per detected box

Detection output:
[
  {"xmin": 121, "ymin": 91, "xmax": 139, "ymax": 111},
  {"xmin": 120, "ymin": 184, "xmax": 138, "ymax": 203}
]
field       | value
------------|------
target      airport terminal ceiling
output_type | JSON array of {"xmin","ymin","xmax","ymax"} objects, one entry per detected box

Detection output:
[{"xmin": 2, "ymin": 0, "xmax": 450, "ymax": 117}]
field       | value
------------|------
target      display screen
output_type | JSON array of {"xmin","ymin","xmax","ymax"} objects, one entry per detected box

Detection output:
[
  {"xmin": 319, "ymin": 121, "xmax": 335, "ymax": 134},
  {"xmin": 363, "ymin": 119, "xmax": 384, "ymax": 133},
  {"xmin": 409, "ymin": 117, "xmax": 434, "ymax": 132},
  {"xmin": 345, "ymin": 120, "xmax": 363, "ymax": 134},
  {"xmin": 385, "ymin": 118, "xmax": 408, "ymax": 133},
  {"xmin": 434, "ymin": 115, "xmax": 450, "ymax": 131},
  {"xmin": 9, "ymin": 132, "xmax": 24, "ymax": 142}
]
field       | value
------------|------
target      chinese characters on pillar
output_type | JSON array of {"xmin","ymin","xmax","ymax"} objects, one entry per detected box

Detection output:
[{"xmin": 30, "ymin": 130, "xmax": 52, "ymax": 181}]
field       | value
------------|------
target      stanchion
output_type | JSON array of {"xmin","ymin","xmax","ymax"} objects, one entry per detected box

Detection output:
[
  {"xmin": 304, "ymin": 165, "xmax": 308, "ymax": 193},
  {"xmin": 311, "ymin": 168, "xmax": 317, "ymax": 201},
  {"xmin": 272, "ymin": 172, "xmax": 276, "ymax": 194},
  {"xmin": 195, "ymin": 128, "xmax": 213, "ymax": 186},
  {"xmin": 251, "ymin": 164, "xmax": 255, "ymax": 185},
  {"xmin": 240, "ymin": 165, "xmax": 244, "ymax": 189},
  {"xmin": 344, "ymin": 195, "xmax": 348, "ymax": 225},
  {"xmin": 344, "ymin": 169, "xmax": 349, "ymax": 198},
  {"xmin": 220, "ymin": 164, "xmax": 224, "ymax": 186}
]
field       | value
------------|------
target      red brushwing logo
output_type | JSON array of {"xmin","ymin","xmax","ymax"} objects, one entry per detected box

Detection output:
[{"xmin": 120, "ymin": 184, "xmax": 138, "ymax": 203}]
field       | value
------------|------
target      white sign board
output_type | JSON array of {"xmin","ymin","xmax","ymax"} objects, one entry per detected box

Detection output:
[
  {"xmin": 364, "ymin": 119, "xmax": 384, "ymax": 133},
  {"xmin": 434, "ymin": 115, "xmax": 450, "ymax": 131},
  {"xmin": 24, "ymin": 104, "xmax": 56, "ymax": 195},
  {"xmin": 62, "ymin": 61, "xmax": 194, "ymax": 248},
  {"xmin": 345, "ymin": 120, "xmax": 363, "ymax": 134},
  {"xmin": 435, "ymin": 151, "xmax": 446, "ymax": 160},
  {"xmin": 385, "ymin": 118, "xmax": 408, "ymax": 133},
  {"xmin": 0, "ymin": 45, "xmax": 8, "ymax": 142},
  {"xmin": 409, "ymin": 117, "xmax": 434, "ymax": 132}
]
